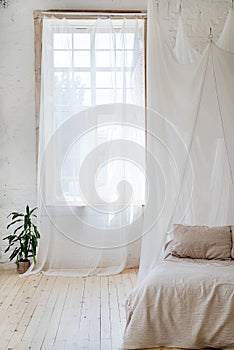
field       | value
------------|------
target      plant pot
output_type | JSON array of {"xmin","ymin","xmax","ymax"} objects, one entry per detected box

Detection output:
[{"xmin": 17, "ymin": 260, "xmax": 31, "ymax": 274}]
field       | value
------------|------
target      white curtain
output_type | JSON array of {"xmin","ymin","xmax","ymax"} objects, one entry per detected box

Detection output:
[
  {"xmin": 33, "ymin": 16, "xmax": 146, "ymax": 276},
  {"xmin": 173, "ymin": 16, "xmax": 200, "ymax": 64},
  {"xmin": 216, "ymin": 7, "xmax": 234, "ymax": 52},
  {"xmin": 138, "ymin": 1, "xmax": 234, "ymax": 282}
]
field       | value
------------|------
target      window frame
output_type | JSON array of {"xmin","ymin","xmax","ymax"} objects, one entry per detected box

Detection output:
[
  {"xmin": 34, "ymin": 10, "xmax": 147, "ymax": 205},
  {"xmin": 34, "ymin": 9, "xmax": 147, "ymax": 158}
]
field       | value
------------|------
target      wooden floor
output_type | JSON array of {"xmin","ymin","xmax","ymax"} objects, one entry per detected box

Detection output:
[
  {"xmin": 0, "ymin": 268, "xmax": 187, "ymax": 350},
  {"xmin": 0, "ymin": 268, "xmax": 139, "ymax": 350}
]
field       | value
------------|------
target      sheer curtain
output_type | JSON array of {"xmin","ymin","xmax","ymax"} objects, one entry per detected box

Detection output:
[
  {"xmin": 173, "ymin": 16, "xmax": 200, "ymax": 64},
  {"xmin": 33, "ymin": 16, "xmax": 146, "ymax": 276},
  {"xmin": 138, "ymin": 0, "xmax": 234, "ymax": 282}
]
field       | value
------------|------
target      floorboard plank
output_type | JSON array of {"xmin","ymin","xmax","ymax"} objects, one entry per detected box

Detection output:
[
  {"xmin": 108, "ymin": 274, "xmax": 123, "ymax": 350},
  {"xmin": 0, "ymin": 268, "xmax": 191, "ymax": 350},
  {"xmin": 100, "ymin": 276, "xmax": 112, "ymax": 350},
  {"xmin": 35, "ymin": 276, "xmax": 69, "ymax": 349},
  {"xmin": 5, "ymin": 274, "xmax": 43, "ymax": 349},
  {"xmin": 0, "ymin": 273, "xmax": 27, "ymax": 349},
  {"xmin": 77, "ymin": 275, "xmax": 101, "ymax": 349},
  {"xmin": 21, "ymin": 274, "xmax": 57, "ymax": 347},
  {"xmin": 56, "ymin": 276, "xmax": 85, "ymax": 348},
  {"xmin": 0, "ymin": 270, "xmax": 16, "ymax": 294}
]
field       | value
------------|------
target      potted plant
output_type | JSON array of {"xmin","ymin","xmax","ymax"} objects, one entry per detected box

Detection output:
[{"xmin": 3, "ymin": 205, "xmax": 41, "ymax": 274}]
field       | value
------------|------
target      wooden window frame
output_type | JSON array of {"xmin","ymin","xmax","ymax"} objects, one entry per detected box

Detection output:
[{"xmin": 34, "ymin": 9, "xmax": 147, "ymax": 162}]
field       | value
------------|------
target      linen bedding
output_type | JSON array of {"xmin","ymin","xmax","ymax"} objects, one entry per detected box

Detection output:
[{"xmin": 122, "ymin": 257, "xmax": 234, "ymax": 350}]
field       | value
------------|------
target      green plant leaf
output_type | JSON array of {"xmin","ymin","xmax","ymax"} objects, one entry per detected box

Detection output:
[
  {"xmin": 5, "ymin": 205, "xmax": 40, "ymax": 266},
  {"xmin": 29, "ymin": 207, "xmax": 37, "ymax": 216},
  {"xmin": 7, "ymin": 219, "xmax": 23, "ymax": 229},
  {"xmin": 23, "ymin": 237, "xmax": 29, "ymax": 260},
  {"xmin": 11, "ymin": 213, "xmax": 24, "ymax": 220},
  {"xmin": 9, "ymin": 247, "xmax": 20, "ymax": 261},
  {"xmin": 16, "ymin": 255, "xmax": 20, "ymax": 266},
  {"xmin": 4, "ymin": 245, "xmax": 13, "ymax": 253},
  {"xmin": 17, "ymin": 230, "xmax": 26, "ymax": 239},
  {"xmin": 24, "ymin": 215, "xmax": 32, "ymax": 232},
  {"xmin": 24, "ymin": 214, "xmax": 28, "ymax": 230},
  {"xmin": 13, "ymin": 224, "xmax": 24, "ymax": 235},
  {"xmin": 7, "ymin": 212, "xmax": 23, "ymax": 218},
  {"xmin": 3, "ymin": 234, "xmax": 16, "ymax": 241},
  {"xmin": 33, "ymin": 225, "xmax": 40, "ymax": 238},
  {"xmin": 32, "ymin": 235, "xmax": 38, "ymax": 248},
  {"xmin": 5, "ymin": 234, "xmax": 17, "ymax": 244}
]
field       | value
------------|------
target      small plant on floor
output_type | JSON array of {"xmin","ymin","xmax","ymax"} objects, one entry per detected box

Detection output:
[{"xmin": 3, "ymin": 205, "xmax": 41, "ymax": 273}]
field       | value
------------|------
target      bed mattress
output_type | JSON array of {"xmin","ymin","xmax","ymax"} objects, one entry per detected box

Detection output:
[{"xmin": 122, "ymin": 258, "xmax": 234, "ymax": 349}]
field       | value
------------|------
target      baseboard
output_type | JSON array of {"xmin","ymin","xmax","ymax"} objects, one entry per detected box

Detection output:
[{"xmin": 0, "ymin": 262, "xmax": 16, "ymax": 270}]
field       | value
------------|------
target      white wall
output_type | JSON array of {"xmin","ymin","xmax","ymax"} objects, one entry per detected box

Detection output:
[{"xmin": 0, "ymin": 0, "xmax": 230, "ymax": 261}]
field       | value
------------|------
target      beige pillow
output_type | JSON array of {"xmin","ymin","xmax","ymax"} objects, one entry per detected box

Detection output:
[
  {"xmin": 164, "ymin": 239, "xmax": 174, "ymax": 259},
  {"xmin": 231, "ymin": 226, "xmax": 234, "ymax": 259},
  {"xmin": 171, "ymin": 224, "xmax": 232, "ymax": 260}
]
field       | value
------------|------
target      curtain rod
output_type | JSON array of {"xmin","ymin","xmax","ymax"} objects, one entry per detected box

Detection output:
[{"xmin": 35, "ymin": 10, "xmax": 147, "ymax": 19}]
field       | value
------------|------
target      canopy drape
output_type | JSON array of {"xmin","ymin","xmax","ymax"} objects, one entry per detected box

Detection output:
[{"xmin": 138, "ymin": 1, "xmax": 234, "ymax": 282}]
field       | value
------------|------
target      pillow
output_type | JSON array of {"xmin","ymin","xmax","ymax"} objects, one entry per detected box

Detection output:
[
  {"xmin": 164, "ymin": 239, "xmax": 174, "ymax": 259},
  {"xmin": 171, "ymin": 224, "xmax": 232, "ymax": 260},
  {"xmin": 231, "ymin": 226, "xmax": 234, "ymax": 259}
]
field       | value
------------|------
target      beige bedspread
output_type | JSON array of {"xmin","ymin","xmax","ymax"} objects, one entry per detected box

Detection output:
[{"xmin": 122, "ymin": 258, "xmax": 234, "ymax": 350}]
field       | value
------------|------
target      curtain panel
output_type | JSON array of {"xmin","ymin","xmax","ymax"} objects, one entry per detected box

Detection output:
[
  {"xmin": 33, "ymin": 16, "xmax": 146, "ymax": 276},
  {"xmin": 138, "ymin": 1, "xmax": 234, "ymax": 281}
]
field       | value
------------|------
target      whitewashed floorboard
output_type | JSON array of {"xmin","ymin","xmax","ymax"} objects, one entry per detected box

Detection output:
[
  {"xmin": 0, "ymin": 268, "xmax": 189, "ymax": 350},
  {"xmin": 0, "ymin": 269, "xmax": 136, "ymax": 350}
]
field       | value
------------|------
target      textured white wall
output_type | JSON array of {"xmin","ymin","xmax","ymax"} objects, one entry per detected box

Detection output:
[
  {"xmin": 160, "ymin": 0, "xmax": 230, "ymax": 51},
  {"xmin": 0, "ymin": 0, "xmax": 230, "ymax": 261}
]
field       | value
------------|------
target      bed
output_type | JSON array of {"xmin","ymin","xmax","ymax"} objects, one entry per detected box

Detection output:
[{"xmin": 121, "ymin": 226, "xmax": 234, "ymax": 350}]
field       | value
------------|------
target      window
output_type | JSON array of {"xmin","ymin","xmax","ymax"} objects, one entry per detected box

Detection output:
[
  {"xmin": 35, "ymin": 12, "xmax": 146, "ymax": 205},
  {"xmin": 52, "ymin": 18, "xmax": 145, "ymax": 126}
]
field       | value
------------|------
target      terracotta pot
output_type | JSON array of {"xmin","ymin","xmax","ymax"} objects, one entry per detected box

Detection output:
[{"xmin": 17, "ymin": 260, "xmax": 31, "ymax": 274}]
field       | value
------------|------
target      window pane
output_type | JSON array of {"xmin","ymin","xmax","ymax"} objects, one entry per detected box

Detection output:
[
  {"xmin": 95, "ymin": 72, "xmax": 133, "ymax": 89},
  {"xmin": 95, "ymin": 51, "xmax": 134, "ymax": 68},
  {"xmin": 54, "ymin": 72, "xmax": 91, "ymax": 89},
  {"xmin": 55, "ymin": 108, "xmax": 89, "ymax": 128},
  {"xmin": 55, "ymin": 88, "xmax": 91, "ymax": 107},
  {"xmin": 95, "ymin": 33, "xmax": 114, "ymax": 50},
  {"xmin": 54, "ymin": 33, "xmax": 72, "ymax": 49},
  {"xmin": 74, "ymin": 51, "xmax": 90, "ymax": 67},
  {"xmin": 81, "ymin": 89, "xmax": 91, "ymax": 106},
  {"xmin": 116, "ymin": 50, "xmax": 133, "ymax": 67},
  {"xmin": 96, "ymin": 89, "xmax": 114, "ymax": 104},
  {"xmin": 74, "ymin": 33, "xmax": 90, "ymax": 49},
  {"xmin": 74, "ymin": 72, "xmax": 91, "ymax": 88},
  {"xmin": 54, "ymin": 51, "xmax": 72, "ymax": 68},
  {"xmin": 116, "ymin": 88, "xmax": 133, "ymax": 103},
  {"xmin": 96, "ymin": 72, "xmax": 113, "ymax": 88},
  {"xmin": 116, "ymin": 33, "xmax": 135, "ymax": 49},
  {"xmin": 96, "ymin": 51, "xmax": 113, "ymax": 67},
  {"xmin": 49, "ymin": 19, "xmax": 145, "ymax": 204},
  {"xmin": 55, "ymin": 111, "xmax": 73, "ymax": 128},
  {"xmin": 116, "ymin": 72, "xmax": 132, "ymax": 88},
  {"xmin": 55, "ymin": 89, "xmax": 75, "ymax": 106},
  {"xmin": 54, "ymin": 72, "xmax": 73, "ymax": 88}
]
